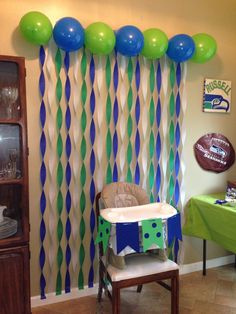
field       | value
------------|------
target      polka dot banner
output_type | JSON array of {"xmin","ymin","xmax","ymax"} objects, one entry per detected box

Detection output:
[{"xmin": 141, "ymin": 218, "xmax": 164, "ymax": 252}]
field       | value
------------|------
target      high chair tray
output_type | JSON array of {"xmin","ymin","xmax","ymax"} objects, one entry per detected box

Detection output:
[{"xmin": 100, "ymin": 202, "xmax": 177, "ymax": 223}]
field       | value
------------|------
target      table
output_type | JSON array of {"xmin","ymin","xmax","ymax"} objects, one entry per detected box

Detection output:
[{"xmin": 182, "ymin": 193, "xmax": 236, "ymax": 275}]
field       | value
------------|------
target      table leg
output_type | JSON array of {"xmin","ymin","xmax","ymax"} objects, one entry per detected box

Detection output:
[
  {"xmin": 203, "ymin": 239, "xmax": 206, "ymax": 276},
  {"xmin": 235, "ymin": 255, "xmax": 236, "ymax": 268}
]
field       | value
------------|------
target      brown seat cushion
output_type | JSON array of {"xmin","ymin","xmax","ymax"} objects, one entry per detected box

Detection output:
[{"xmin": 101, "ymin": 182, "xmax": 149, "ymax": 208}]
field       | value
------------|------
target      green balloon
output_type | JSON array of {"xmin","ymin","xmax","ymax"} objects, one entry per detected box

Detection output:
[
  {"xmin": 141, "ymin": 28, "xmax": 168, "ymax": 59},
  {"xmin": 19, "ymin": 11, "xmax": 52, "ymax": 45},
  {"xmin": 85, "ymin": 22, "xmax": 115, "ymax": 55},
  {"xmin": 191, "ymin": 33, "xmax": 217, "ymax": 63}
]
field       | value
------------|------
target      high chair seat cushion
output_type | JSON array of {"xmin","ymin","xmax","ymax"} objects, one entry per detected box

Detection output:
[
  {"xmin": 101, "ymin": 182, "xmax": 149, "ymax": 208},
  {"xmin": 102, "ymin": 255, "xmax": 179, "ymax": 282}
]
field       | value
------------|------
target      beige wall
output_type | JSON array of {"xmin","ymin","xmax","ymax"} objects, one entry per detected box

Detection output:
[{"xmin": 0, "ymin": 0, "xmax": 236, "ymax": 297}]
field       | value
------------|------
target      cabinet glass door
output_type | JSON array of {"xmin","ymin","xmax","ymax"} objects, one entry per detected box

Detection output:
[{"xmin": 0, "ymin": 61, "xmax": 20, "ymax": 120}]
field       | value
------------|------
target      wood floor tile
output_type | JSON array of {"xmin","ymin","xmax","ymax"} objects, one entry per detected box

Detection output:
[
  {"xmin": 31, "ymin": 264, "xmax": 236, "ymax": 314},
  {"xmin": 192, "ymin": 300, "xmax": 232, "ymax": 314}
]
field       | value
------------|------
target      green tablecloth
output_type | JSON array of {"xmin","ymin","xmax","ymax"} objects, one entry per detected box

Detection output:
[{"xmin": 182, "ymin": 193, "xmax": 236, "ymax": 254}]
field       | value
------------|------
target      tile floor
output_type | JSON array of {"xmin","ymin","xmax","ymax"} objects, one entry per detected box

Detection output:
[{"xmin": 32, "ymin": 264, "xmax": 236, "ymax": 314}]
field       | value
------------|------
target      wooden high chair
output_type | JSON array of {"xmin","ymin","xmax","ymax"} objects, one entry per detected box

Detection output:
[{"xmin": 95, "ymin": 182, "xmax": 179, "ymax": 314}]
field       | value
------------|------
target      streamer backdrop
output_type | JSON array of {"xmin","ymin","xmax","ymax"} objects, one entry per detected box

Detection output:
[{"xmin": 38, "ymin": 41, "xmax": 187, "ymax": 297}]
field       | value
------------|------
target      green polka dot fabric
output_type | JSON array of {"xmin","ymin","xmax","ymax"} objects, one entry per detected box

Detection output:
[
  {"xmin": 95, "ymin": 216, "xmax": 111, "ymax": 254},
  {"xmin": 141, "ymin": 218, "xmax": 164, "ymax": 252}
]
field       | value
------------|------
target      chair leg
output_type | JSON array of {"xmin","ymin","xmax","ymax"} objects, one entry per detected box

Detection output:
[
  {"xmin": 97, "ymin": 261, "xmax": 104, "ymax": 302},
  {"xmin": 136, "ymin": 285, "xmax": 143, "ymax": 293},
  {"xmin": 171, "ymin": 272, "xmax": 179, "ymax": 314},
  {"xmin": 112, "ymin": 283, "xmax": 120, "ymax": 314}
]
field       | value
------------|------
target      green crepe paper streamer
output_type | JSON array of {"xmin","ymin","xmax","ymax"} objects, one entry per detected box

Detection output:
[
  {"xmin": 169, "ymin": 121, "xmax": 175, "ymax": 145},
  {"xmin": 81, "ymin": 82, "xmax": 87, "ymax": 109},
  {"xmin": 168, "ymin": 175, "xmax": 175, "ymax": 200},
  {"xmin": 149, "ymin": 132, "xmax": 155, "ymax": 158},
  {"xmin": 127, "ymin": 58, "xmax": 133, "ymax": 83},
  {"xmin": 170, "ymin": 62, "xmax": 175, "ymax": 89},
  {"xmin": 57, "ymin": 162, "xmax": 63, "ymax": 187},
  {"xmin": 105, "ymin": 56, "xmax": 112, "ymax": 184},
  {"xmin": 106, "ymin": 57, "xmax": 111, "ymax": 89},
  {"xmin": 57, "ymin": 134, "xmax": 63, "ymax": 158},
  {"xmin": 127, "ymin": 88, "xmax": 133, "ymax": 112},
  {"xmin": 81, "ymin": 53, "xmax": 87, "ymax": 78},
  {"xmin": 106, "ymin": 131, "xmax": 112, "ymax": 160},
  {"xmin": 57, "ymin": 190, "xmax": 63, "ymax": 214},
  {"xmin": 80, "ymin": 190, "xmax": 86, "ymax": 213},
  {"xmin": 78, "ymin": 244, "xmax": 85, "ymax": 290},
  {"xmin": 80, "ymin": 164, "xmax": 86, "ymax": 188},
  {"xmin": 79, "ymin": 49, "xmax": 87, "ymax": 290},
  {"xmin": 127, "ymin": 142, "xmax": 132, "ymax": 164},
  {"xmin": 149, "ymin": 98, "xmax": 155, "ymax": 127},
  {"xmin": 169, "ymin": 92, "xmax": 175, "ymax": 117},
  {"xmin": 95, "ymin": 216, "xmax": 111, "ymax": 254},
  {"xmin": 149, "ymin": 164, "xmax": 155, "ymax": 194},
  {"xmin": 127, "ymin": 116, "xmax": 133, "ymax": 138},
  {"xmin": 106, "ymin": 95, "xmax": 112, "ymax": 123},
  {"xmin": 55, "ymin": 48, "xmax": 63, "ymax": 295},
  {"xmin": 57, "ymin": 135, "xmax": 63, "ymax": 158},
  {"xmin": 169, "ymin": 148, "xmax": 174, "ymax": 172},
  {"xmin": 56, "ymin": 246, "xmax": 63, "ymax": 295},
  {"xmin": 106, "ymin": 164, "xmax": 112, "ymax": 184},
  {"xmin": 126, "ymin": 58, "xmax": 133, "ymax": 183},
  {"xmin": 55, "ymin": 49, "xmax": 62, "ymax": 102},
  {"xmin": 81, "ymin": 136, "xmax": 86, "ymax": 160},
  {"xmin": 56, "ymin": 80, "xmax": 62, "ymax": 103},
  {"xmin": 167, "ymin": 62, "xmax": 176, "ymax": 205},
  {"xmin": 57, "ymin": 219, "xmax": 63, "ymax": 241},
  {"xmin": 56, "ymin": 107, "xmax": 63, "ymax": 130},
  {"xmin": 142, "ymin": 219, "xmax": 164, "ymax": 252},
  {"xmin": 81, "ymin": 110, "xmax": 87, "ymax": 134},
  {"xmin": 150, "ymin": 62, "xmax": 155, "ymax": 94},
  {"xmin": 80, "ymin": 217, "xmax": 85, "ymax": 239}
]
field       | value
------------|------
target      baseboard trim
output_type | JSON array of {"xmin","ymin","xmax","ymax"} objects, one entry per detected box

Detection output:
[
  {"xmin": 31, "ymin": 254, "xmax": 235, "ymax": 307},
  {"xmin": 179, "ymin": 254, "xmax": 235, "ymax": 275},
  {"xmin": 31, "ymin": 284, "xmax": 98, "ymax": 308}
]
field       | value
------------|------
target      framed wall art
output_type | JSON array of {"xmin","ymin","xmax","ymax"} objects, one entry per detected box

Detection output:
[{"xmin": 203, "ymin": 78, "xmax": 231, "ymax": 113}]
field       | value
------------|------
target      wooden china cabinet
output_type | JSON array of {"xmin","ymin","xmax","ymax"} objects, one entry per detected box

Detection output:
[{"xmin": 0, "ymin": 55, "xmax": 30, "ymax": 314}]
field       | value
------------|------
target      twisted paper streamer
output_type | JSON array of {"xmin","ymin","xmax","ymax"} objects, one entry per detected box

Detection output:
[
  {"xmin": 88, "ymin": 56, "xmax": 96, "ymax": 287},
  {"xmin": 179, "ymin": 62, "xmax": 187, "ymax": 210},
  {"xmin": 105, "ymin": 56, "xmax": 112, "ymax": 184},
  {"xmin": 118, "ymin": 55, "xmax": 127, "ymax": 181},
  {"xmin": 148, "ymin": 61, "xmax": 155, "ymax": 202},
  {"xmin": 160, "ymin": 57, "xmax": 169, "ymax": 202},
  {"xmin": 39, "ymin": 45, "xmax": 47, "ymax": 299},
  {"xmin": 126, "ymin": 58, "xmax": 134, "ymax": 182},
  {"xmin": 96, "ymin": 56, "xmax": 104, "ymax": 192},
  {"xmin": 141, "ymin": 57, "xmax": 149, "ymax": 190},
  {"xmin": 134, "ymin": 59, "xmax": 141, "ymax": 185},
  {"xmin": 113, "ymin": 53, "xmax": 119, "ymax": 182},
  {"xmin": 167, "ymin": 62, "xmax": 176, "ymax": 205},
  {"xmin": 155, "ymin": 61, "xmax": 162, "ymax": 202},
  {"xmin": 46, "ymin": 41, "xmax": 57, "ymax": 291},
  {"xmin": 71, "ymin": 51, "xmax": 80, "ymax": 276},
  {"xmin": 178, "ymin": 63, "xmax": 187, "ymax": 265},
  {"xmin": 174, "ymin": 63, "xmax": 181, "ymax": 208},
  {"xmin": 64, "ymin": 52, "xmax": 72, "ymax": 293},
  {"xmin": 78, "ymin": 49, "xmax": 87, "ymax": 289},
  {"xmin": 55, "ymin": 48, "xmax": 64, "ymax": 295}
]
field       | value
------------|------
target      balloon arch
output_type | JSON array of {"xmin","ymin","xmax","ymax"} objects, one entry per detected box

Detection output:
[{"xmin": 19, "ymin": 11, "xmax": 217, "ymax": 63}]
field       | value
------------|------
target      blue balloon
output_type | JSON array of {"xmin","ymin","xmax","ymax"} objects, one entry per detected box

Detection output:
[
  {"xmin": 166, "ymin": 34, "xmax": 195, "ymax": 62},
  {"xmin": 115, "ymin": 25, "xmax": 144, "ymax": 57},
  {"xmin": 53, "ymin": 17, "xmax": 84, "ymax": 52}
]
